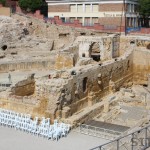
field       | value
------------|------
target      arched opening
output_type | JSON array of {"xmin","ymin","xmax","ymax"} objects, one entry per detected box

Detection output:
[
  {"xmin": 83, "ymin": 77, "xmax": 88, "ymax": 92},
  {"xmin": 1, "ymin": 45, "xmax": 7, "ymax": 51},
  {"xmin": 89, "ymin": 42, "xmax": 100, "ymax": 62},
  {"xmin": 130, "ymin": 40, "xmax": 135, "ymax": 45}
]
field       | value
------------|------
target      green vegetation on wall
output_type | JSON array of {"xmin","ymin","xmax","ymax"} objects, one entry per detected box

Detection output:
[
  {"xmin": 18, "ymin": 0, "xmax": 43, "ymax": 12},
  {"xmin": 139, "ymin": 0, "xmax": 150, "ymax": 27},
  {"xmin": 0, "ymin": 0, "xmax": 6, "ymax": 6}
]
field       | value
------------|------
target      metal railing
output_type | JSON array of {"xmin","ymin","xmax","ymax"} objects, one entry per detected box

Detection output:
[
  {"xmin": 74, "ymin": 124, "xmax": 121, "ymax": 140},
  {"xmin": 90, "ymin": 124, "xmax": 150, "ymax": 150}
]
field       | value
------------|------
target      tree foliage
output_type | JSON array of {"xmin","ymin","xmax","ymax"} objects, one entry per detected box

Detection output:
[
  {"xmin": 139, "ymin": 0, "xmax": 150, "ymax": 17},
  {"xmin": 139, "ymin": 0, "xmax": 150, "ymax": 27},
  {"xmin": 0, "ymin": 0, "xmax": 6, "ymax": 6},
  {"xmin": 18, "ymin": 0, "xmax": 43, "ymax": 12}
]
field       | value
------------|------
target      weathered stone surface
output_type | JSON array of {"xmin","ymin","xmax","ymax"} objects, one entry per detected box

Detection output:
[{"xmin": 0, "ymin": 14, "xmax": 150, "ymax": 125}]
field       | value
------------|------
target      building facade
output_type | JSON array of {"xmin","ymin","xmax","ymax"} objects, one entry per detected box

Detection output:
[{"xmin": 46, "ymin": 0, "xmax": 139, "ymax": 28}]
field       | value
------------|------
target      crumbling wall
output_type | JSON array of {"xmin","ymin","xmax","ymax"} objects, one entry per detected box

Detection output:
[
  {"xmin": 77, "ymin": 35, "xmax": 119, "ymax": 61},
  {"xmin": 11, "ymin": 74, "xmax": 35, "ymax": 96},
  {"xmin": 34, "ymin": 48, "xmax": 133, "ymax": 119},
  {"xmin": 62, "ymin": 51, "xmax": 133, "ymax": 118}
]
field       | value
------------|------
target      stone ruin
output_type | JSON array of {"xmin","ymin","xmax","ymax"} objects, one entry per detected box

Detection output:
[{"xmin": 0, "ymin": 14, "xmax": 150, "ymax": 128}]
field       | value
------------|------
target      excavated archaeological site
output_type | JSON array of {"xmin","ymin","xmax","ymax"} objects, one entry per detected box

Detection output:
[{"xmin": 0, "ymin": 14, "xmax": 150, "ymax": 139}]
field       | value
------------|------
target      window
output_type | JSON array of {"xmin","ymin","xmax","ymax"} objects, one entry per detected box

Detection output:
[
  {"xmin": 77, "ymin": 4, "xmax": 83, "ymax": 12},
  {"xmin": 77, "ymin": 17, "xmax": 82, "ymax": 23},
  {"xmin": 70, "ymin": 17, "xmax": 75, "ymax": 23},
  {"xmin": 84, "ymin": 17, "xmax": 91, "ymax": 26},
  {"xmin": 92, "ymin": 4, "xmax": 98, "ymax": 12},
  {"xmin": 92, "ymin": 17, "xmax": 98, "ymax": 25},
  {"xmin": 85, "ymin": 4, "xmax": 91, "ymax": 12},
  {"xmin": 70, "ymin": 4, "xmax": 76, "ymax": 12}
]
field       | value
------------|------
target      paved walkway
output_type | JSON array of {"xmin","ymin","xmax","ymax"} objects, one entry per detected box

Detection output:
[{"xmin": 0, "ymin": 126, "xmax": 108, "ymax": 150}]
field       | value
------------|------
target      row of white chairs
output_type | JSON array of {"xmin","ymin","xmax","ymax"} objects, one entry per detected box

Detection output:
[{"xmin": 0, "ymin": 108, "xmax": 71, "ymax": 141}]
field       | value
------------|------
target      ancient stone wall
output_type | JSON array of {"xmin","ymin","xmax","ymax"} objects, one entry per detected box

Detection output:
[
  {"xmin": 0, "ymin": 59, "xmax": 55, "ymax": 73},
  {"xmin": 34, "ymin": 48, "xmax": 133, "ymax": 119},
  {"xmin": 63, "ymin": 51, "xmax": 133, "ymax": 117},
  {"xmin": 133, "ymin": 49, "xmax": 150, "ymax": 85}
]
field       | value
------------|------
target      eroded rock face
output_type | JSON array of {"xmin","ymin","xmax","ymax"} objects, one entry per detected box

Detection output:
[{"xmin": 11, "ymin": 74, "xmax": 35, "ymax": 96}]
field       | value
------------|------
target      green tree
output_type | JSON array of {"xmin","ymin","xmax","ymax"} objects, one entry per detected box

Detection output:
[
  {"xmin": 0, "ymin": 0, "xmax": 6, "ymax": 6},
  {"xmin": 139, "ymin": 0, "xmax": 150, "ymax": 27},
  {"xmin": 18, "ymin": 0, "xmax": 43, "ymax": 12}
]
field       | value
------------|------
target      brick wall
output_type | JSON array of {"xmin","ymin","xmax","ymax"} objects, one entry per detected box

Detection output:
[
  {"xmin": 50, "ymin": 16, "xmax": 125, "ymax": 33},
  {"xmin": 48, "ymin": 5, "xmax": 70, "ymax": 12},
  {"xmin": 99, "ymin": 17, "xmax": 125, "ymax": 26},
  {"xmin": 99, "ymin": 3, "xmax": 126, "ymax": 12}
]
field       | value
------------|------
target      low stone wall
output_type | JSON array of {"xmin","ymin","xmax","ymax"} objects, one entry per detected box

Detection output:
[{"xmin": 0, "ymin": 59, "xmax": 55, "ymax": 73}]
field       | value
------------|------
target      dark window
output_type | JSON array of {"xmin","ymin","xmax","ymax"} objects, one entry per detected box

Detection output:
[
  {"xmin": 82, "ymin": 53, "xmax": 85, "ymax": 57},
  {"xmin": 1, "ymin": 45, "xmax": 7, "ymax": 51},
  {"xmin": 83, "ymin": 77, "xmax": 88, "ymax": 92}
]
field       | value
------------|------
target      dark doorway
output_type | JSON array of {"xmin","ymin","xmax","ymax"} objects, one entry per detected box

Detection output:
[{"xmin": 89, "ymin": 42, "xmax": 100, "ymax": 62}]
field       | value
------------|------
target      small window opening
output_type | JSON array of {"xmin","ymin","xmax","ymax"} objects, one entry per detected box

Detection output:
[
  {"xmin": 1, "ymin": 45, "xmax": 7, "ymax": 51},
  {"xmin": 83, "ymin": 77, "xmax": 88, "ymax": 92},
  {"xmin": 82, "ymin": 53, "xmax": 85, "ymax": 57},
  {"xmin": 80, "ymin": 33, "xmax": 86, "ymax": 36}
]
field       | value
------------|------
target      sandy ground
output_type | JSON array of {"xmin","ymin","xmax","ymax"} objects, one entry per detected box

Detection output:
[{"xmin": 0, "ymin": 126, "xmax": 108, "ymax": 150}]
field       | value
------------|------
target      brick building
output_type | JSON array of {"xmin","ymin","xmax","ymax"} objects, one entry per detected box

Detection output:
[{"xmin": 46, "ymin": 0, "xmax": 139, "ymax": 29}]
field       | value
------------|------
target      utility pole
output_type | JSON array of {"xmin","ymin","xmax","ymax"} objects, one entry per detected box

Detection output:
[{"xmin": 123, "ymin": 0, "xmax": 127, "ymax": 35}]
